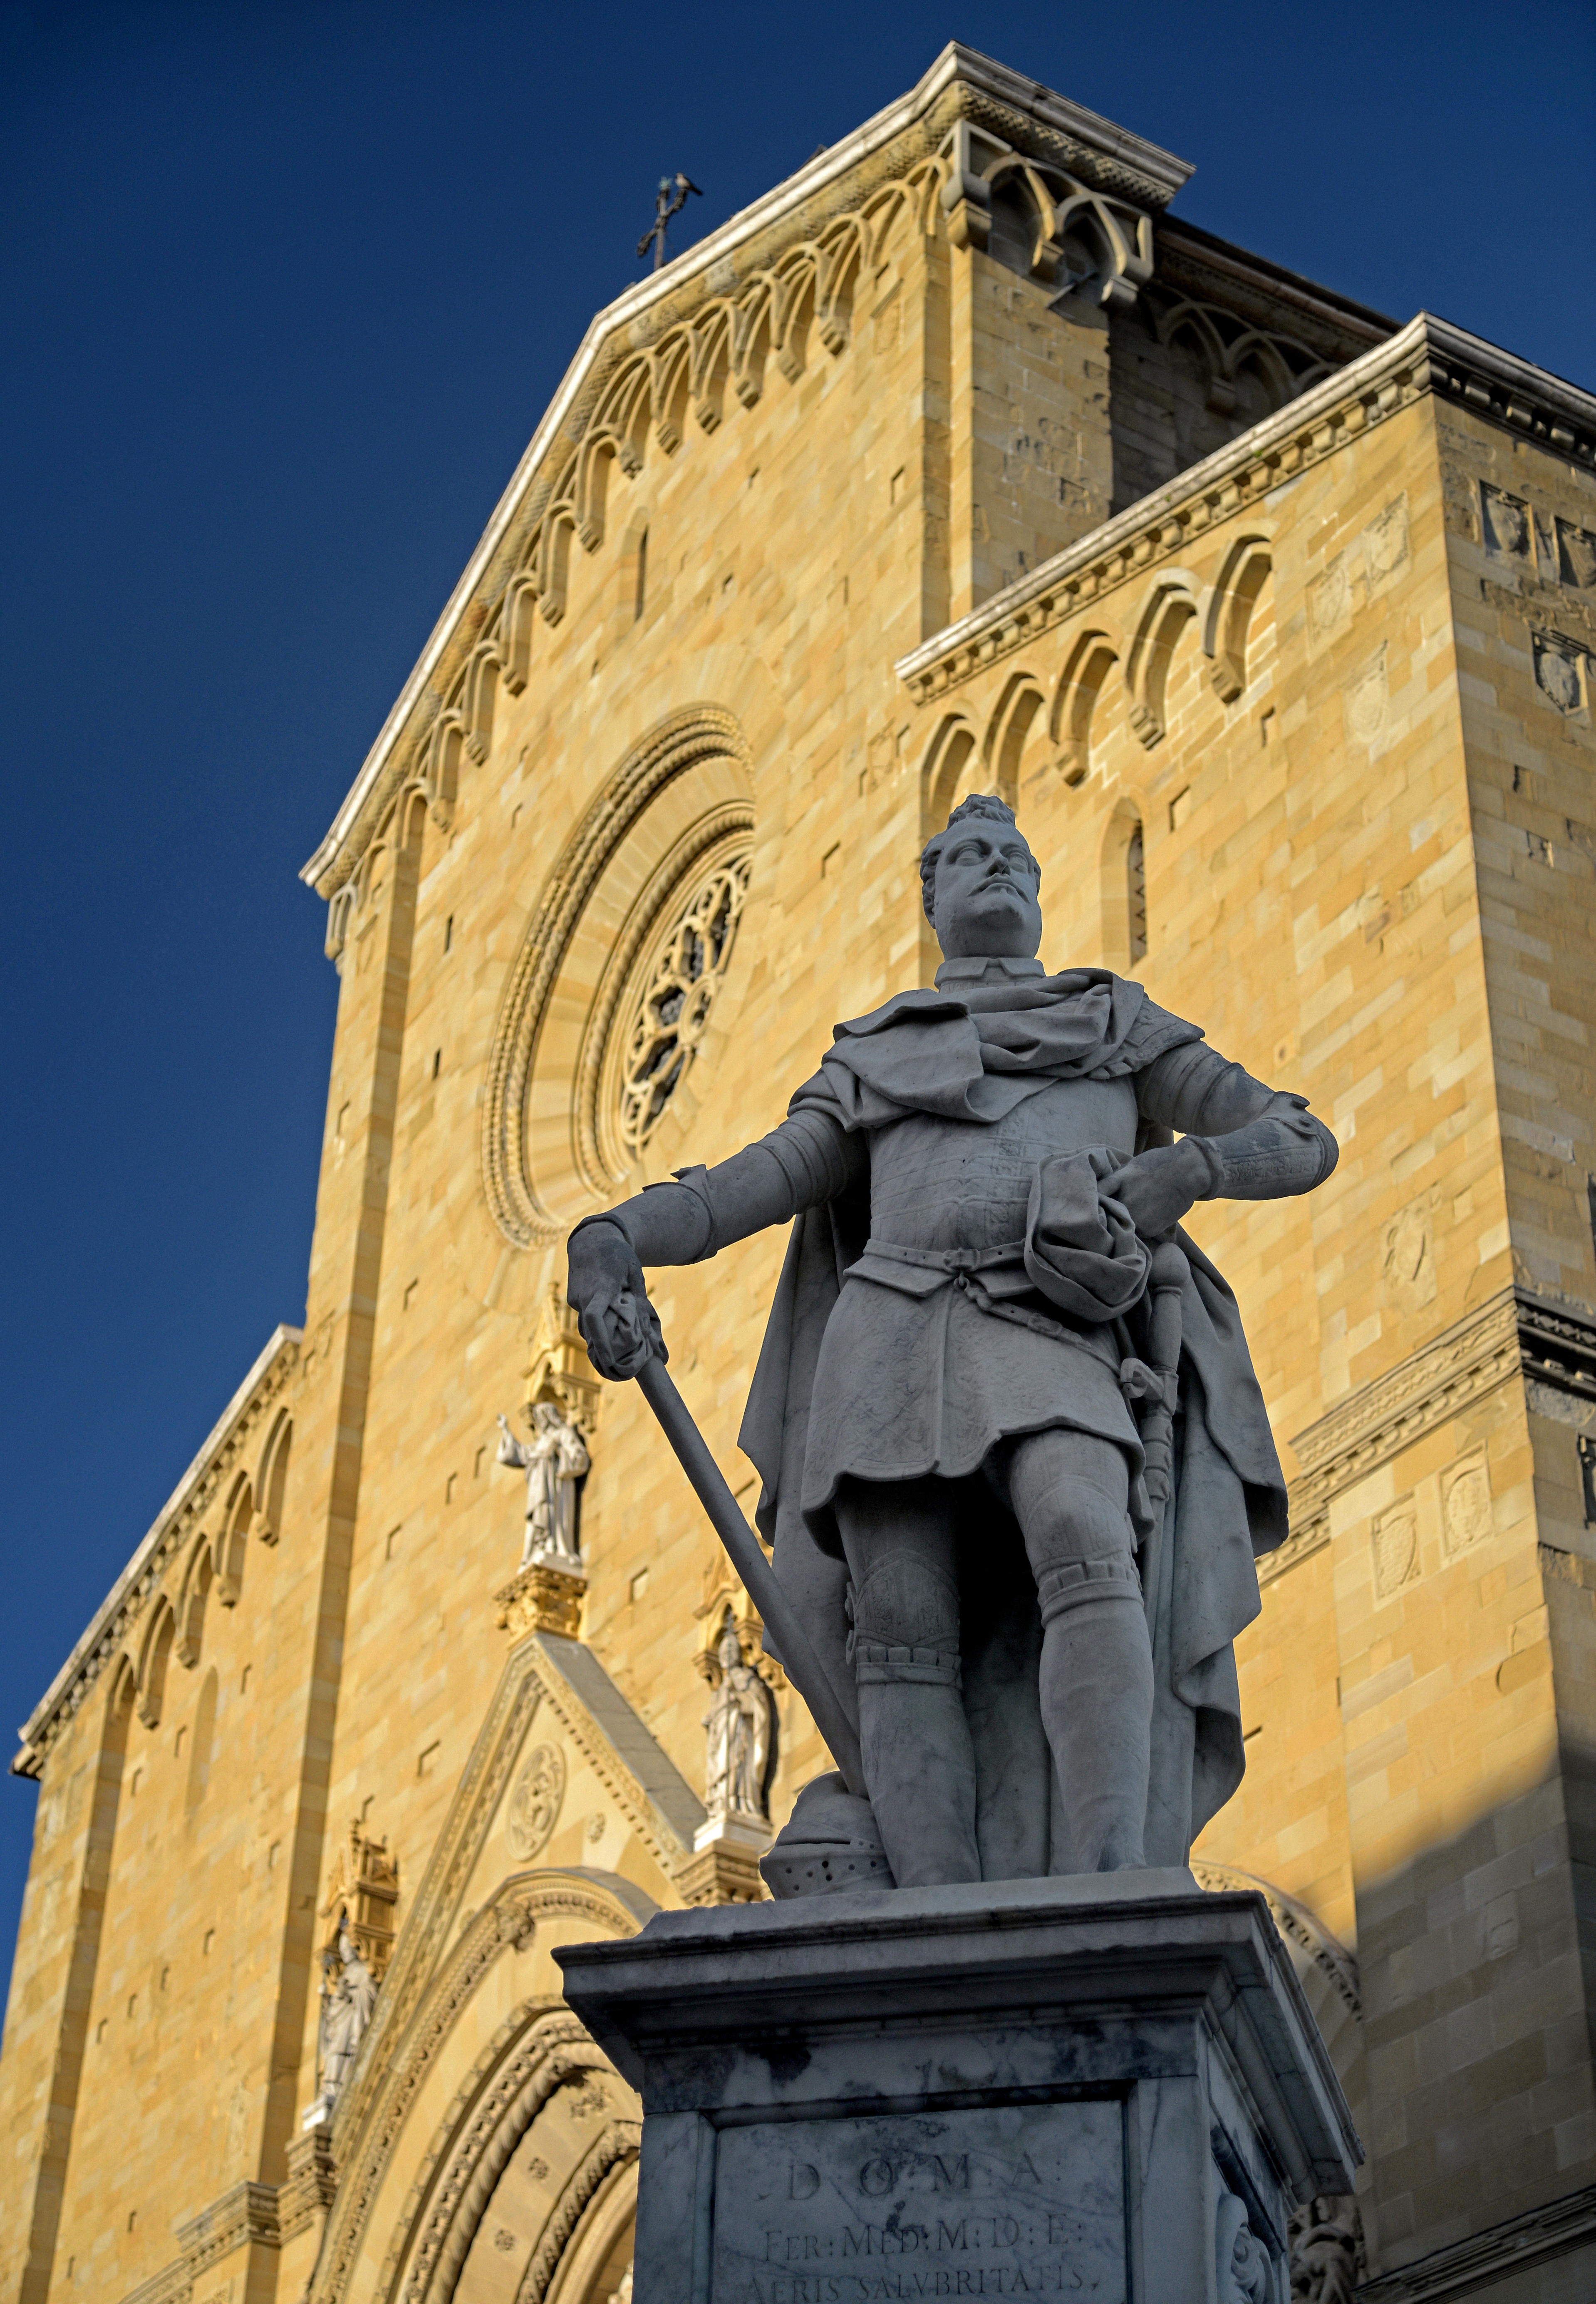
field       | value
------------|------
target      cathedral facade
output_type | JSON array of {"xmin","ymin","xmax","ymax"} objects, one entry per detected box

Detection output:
[{"xmin": 4, "ymin": 43, "xmax": 1596, "ymax": 2304}]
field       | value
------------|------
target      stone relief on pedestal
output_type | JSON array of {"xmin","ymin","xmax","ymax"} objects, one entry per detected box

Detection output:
[
  {"xmin": 497, "ymin": 1401, "xmax": 590, "ymax": 1570},
  {"xmin": 308, "ymin": 1915, "xmax": 378, "ymax": 2122},
  {"xmin": 568, "ymin": 794, "xmax": 1341, "ymax": 1894},
  {"xmin": 700, "ymin": 1618, "xmax": 776, "ymax": 1825}
]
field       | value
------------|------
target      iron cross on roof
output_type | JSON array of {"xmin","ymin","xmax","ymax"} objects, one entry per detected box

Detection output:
[{"xmin": 637, "ymin": 171, "xmax": 703, "ymax": 271}]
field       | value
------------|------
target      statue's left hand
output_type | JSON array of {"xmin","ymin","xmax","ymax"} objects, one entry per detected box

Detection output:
[{"xmin": 1100, "ymin": 1138, "xmax": 1209, "ymax": 1238}]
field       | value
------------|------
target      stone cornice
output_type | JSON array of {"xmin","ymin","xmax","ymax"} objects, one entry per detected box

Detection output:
[
  {"xmin": 1260, "ymin": 1289, "xmax": 1596, "ymax": 1584},
  {"xmin": 894, "ymin": 314, "xmax": 1596, "ymax": 702},
  {"xmin": 13, "ymin": 1324, "xmax": 302, "ymax": 1779},
  {"xmin": 298, "ymin": 42, "xmax": 1190, "ymax": 899},
  {"xmin": 1357, "ymin": 2180, "xmax": 1596, "ymax": 2301},
  {"xmin": 1153, "ymin": 216, "xmax": 1394, "ymax": 357}
]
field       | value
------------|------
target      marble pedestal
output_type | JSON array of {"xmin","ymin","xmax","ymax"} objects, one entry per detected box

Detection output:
[{"xmin": 557, "ymin": 1870, "xmax": 1360, "ymax": 2304}]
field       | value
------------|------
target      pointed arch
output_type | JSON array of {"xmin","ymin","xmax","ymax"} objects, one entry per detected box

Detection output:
[
  {"xmin": 649, "ymin": 335, "xmax": 691, "ymax": 454},
  {"xmin": 771, "ymin": 254, "xmax": 816, "ymax": 383},
  {"xmin": 500, "ymin": 575, "xmax": 539, "ymax": 697},
  {"xmin": 421, "ymin": 712, "xmax": 465, "ymax": 830},
  {"xmin": 574, "ymin": 435, "xmax": 620, "ymax": 553},
  {"xmin": 1051, "ymin": 630, "xmax": 1120, "ymax": 786},
  {"xmin": 730, "ymin": 282, "xmax": 773, "ymax": 410},
  {"xmin": 254, "ymin": 1409, "xmax": 293, "ymax": 1547},
  {"xmin": 687, "ymin": 308, "xmax": 730, "ymax": 434},
  {"xmin": 1125, "ymin": 571, "xmax": 1202, "ymax": 750},
  {"xmin": 920, "ymin": 713, "xmax": 981, "ymax": 838},
  {"xmin": 536, "ymin": 511, "xmax": 577, "ymax": 626},
  {"xmin": 983, "ymin": 674, "xmax": 1048, "ymax": 807},
  {"xmin": 175, "ymin": 1526, "xmax": 215, "ymax": 1667},
  {"xmin": 135, "ymin": 1596, "xmax": 177, "ymax": 1729},
  {"xmin": 216, "ymin": 1472, "xmax": 253, "ymax": 1607},
  {"xmin": 1204, "ymin": 534, "xmax": 1274, "ymax": 704},
  {"xmin": 815, "ymin": 218, "xmax": 865, "ymax": 354},
  {"xmin": 462, "ymin": 644, "xmax": 501, "ymax": 765}
]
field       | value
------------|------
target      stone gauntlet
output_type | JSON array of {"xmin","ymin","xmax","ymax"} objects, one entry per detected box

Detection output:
[
  {"xmin": 1185, "ymin": 1092, "xmax": 1338, "ymax": 1201},
  {"xmin": 565, "ymin": 1218, "xmax": 667, "ymax": 1381}
]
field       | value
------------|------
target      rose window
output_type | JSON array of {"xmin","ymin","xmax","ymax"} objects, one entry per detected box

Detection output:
[{"xmin": 615, "ymin": 851, "xmax": 751, "ymax": 1157}]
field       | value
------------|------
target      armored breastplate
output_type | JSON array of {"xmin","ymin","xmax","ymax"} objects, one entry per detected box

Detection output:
[{"xmin": 867, "ymin": 1075, "xmax": 1140, "ymax": 1251}]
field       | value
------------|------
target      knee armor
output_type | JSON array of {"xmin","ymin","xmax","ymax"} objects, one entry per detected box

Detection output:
[{"xmin": 846, "ymin": 1556, "xmax": 963, "ymax": 1690}]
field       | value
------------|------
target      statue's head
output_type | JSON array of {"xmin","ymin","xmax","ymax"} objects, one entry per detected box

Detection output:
[
  {"xmin": 919, "ymin": 794, "xmax": 1042, "ymax": 961},
  {"xmin": 529, "ymin": 1400, "xmax": 563, "ymax": 1434},
  {"xmin": 718, "ymin": 1622, "xmax": 743, "ymax": 1671}
]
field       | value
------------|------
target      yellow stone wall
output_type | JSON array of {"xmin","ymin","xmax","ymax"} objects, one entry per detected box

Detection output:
[{"xmin": 3, "ymin": 47, "xmax": 1595, "ymax": 2304}]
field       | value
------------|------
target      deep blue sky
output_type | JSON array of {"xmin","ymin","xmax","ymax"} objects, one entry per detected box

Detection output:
[{"xmin": 1, "ymin": 0, "xmax": 1592, "ymax": 1985}]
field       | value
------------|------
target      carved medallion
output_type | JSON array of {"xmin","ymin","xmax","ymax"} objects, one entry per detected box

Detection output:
[
  {"xmin": 506, "ymin": 1743, "xmax": 567, "ymax": 1859},
  {"xmin": 1372, "ymin": 1505, "xmax": 1420, "ymax": 1599},
  {"xmin": 1442, "ymin": 1456, "xmax": 1493, "ymax": 1557},
  {"xmin": 1345, "ymin": 644, "xmax": 1388, "ymax": 747},
  {"xmin": 1481, "ymin": 484, "xmax": 1530, "ymax": 558},
  {"xmin": 1534, "ymin": 635, "xmax": 1584, "ymax": 714}
]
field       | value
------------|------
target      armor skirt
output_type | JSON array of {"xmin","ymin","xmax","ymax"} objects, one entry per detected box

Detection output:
[{"xmin": 800, "ymin": 1265, "xmax": 1143, "ymax": 1523}]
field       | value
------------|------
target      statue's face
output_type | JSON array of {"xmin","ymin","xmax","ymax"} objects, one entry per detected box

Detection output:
[
  {"xmin": 531, "ymin": 1402, "xmax": 560, "ymax": 1433},
  {"xmin": 933, "ymin": 822, "xmax": 1043, "ymax": 959}
]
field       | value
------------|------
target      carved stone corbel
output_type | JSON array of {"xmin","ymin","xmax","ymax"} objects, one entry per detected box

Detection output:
[
  {"xmin": 494, "ymin": 1559, "xmax": 586, "ymax": 1641},
  {"xmin": 939, "ymin": 122, "xmax": 993, "ymax": 253}
]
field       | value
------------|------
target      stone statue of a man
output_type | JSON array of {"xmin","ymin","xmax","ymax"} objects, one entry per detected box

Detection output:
[
  {"xmin": 497, "ymin": 1401, "xmax": 590, "ymax": 1569},
  {"xmin": 568, "ymin": 795, "xmax": 1337, "ymax": 1889},
  {"xmin": 313, "ymin": 1920, "xmax": 377, "ymax": 2114},
  {"xmin": 703, "ymin": 1621, "xmax": 775, "ymax": 1821}
]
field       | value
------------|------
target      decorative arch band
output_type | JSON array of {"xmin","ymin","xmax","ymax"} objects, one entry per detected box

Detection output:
[{"xmin": 481, "ymin": 706, "xmax": 753, "ymax": 1248}]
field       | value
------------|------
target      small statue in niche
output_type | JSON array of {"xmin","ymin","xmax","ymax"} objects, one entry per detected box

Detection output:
[
  {"xmin": 1288, "ymin": 2196, "xmax": 1361, "ymax": 2303},
  {"xmin": 312, "ymin": 1914, "xmax": 378, "ymax": 2115},
  {"xmin": 702, "ymin": 1619, "xmax": 776, "ymax": 1822},
  {"xmin": 497, "ymin": 1400, "xmax": 590, "ymax": 1569}
]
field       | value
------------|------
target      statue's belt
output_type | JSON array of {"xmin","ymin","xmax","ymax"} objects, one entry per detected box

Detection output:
[
  {"xmin": 846, "ymin": 1237, "xmax": 1172, "ymax": 1413},
  {"xmin": 848, "ymin": 1236, "xmax": 1113, "ymax": 1352}
]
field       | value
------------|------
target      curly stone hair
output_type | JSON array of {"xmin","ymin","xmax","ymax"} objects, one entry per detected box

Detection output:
[{"xmin": 918, "ymin": 793, "xmax": 1040, "ymax": 926}]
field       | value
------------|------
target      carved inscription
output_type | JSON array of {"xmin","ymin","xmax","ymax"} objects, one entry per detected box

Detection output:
[{"xmin": 712, "ymin": 2105, "xmax": 1125, "ymax": 2303}]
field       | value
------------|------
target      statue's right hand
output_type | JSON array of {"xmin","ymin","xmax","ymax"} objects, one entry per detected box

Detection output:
[{"xmin": 566, "ymin": 1219, "xmax": 667, "ymax": 1382}]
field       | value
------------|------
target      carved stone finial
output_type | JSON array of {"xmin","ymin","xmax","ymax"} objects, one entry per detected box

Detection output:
[
  {"xmin": 317, "ymin": 1820, "xmax": 398, "ymax": 1982},
  {"xmin": 525, "ymin": 1285, "xmax": 602, "ymax": 1435}
]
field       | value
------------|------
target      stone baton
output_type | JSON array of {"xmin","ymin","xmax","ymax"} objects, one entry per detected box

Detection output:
[{"xmin": 634, "ymin": 1353, "xmax": 867, "ymax": 1798}]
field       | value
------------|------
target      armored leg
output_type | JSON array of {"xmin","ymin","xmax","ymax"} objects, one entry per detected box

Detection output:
[
  {"xmin": 1007, "ymin": 1430, "xmax": 1152, "ymax": 1874},
  {"xmin": 834, "ymin": 1475, "xmax": 979, "ymax": 1888}
]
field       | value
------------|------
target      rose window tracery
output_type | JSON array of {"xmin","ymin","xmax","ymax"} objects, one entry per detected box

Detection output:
[{"xmin": 611, "ymin": 848, "xmax": 752, "ymax": 1158}]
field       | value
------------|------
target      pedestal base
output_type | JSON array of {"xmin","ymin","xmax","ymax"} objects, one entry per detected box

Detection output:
[
  {"xmin": 679, "ymin": 1814, "xmax": 772, "ymax": 1907},
  {"xmin": 558, "ymin": 1870, "xmax": 1360, "ymax": 2304}
]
